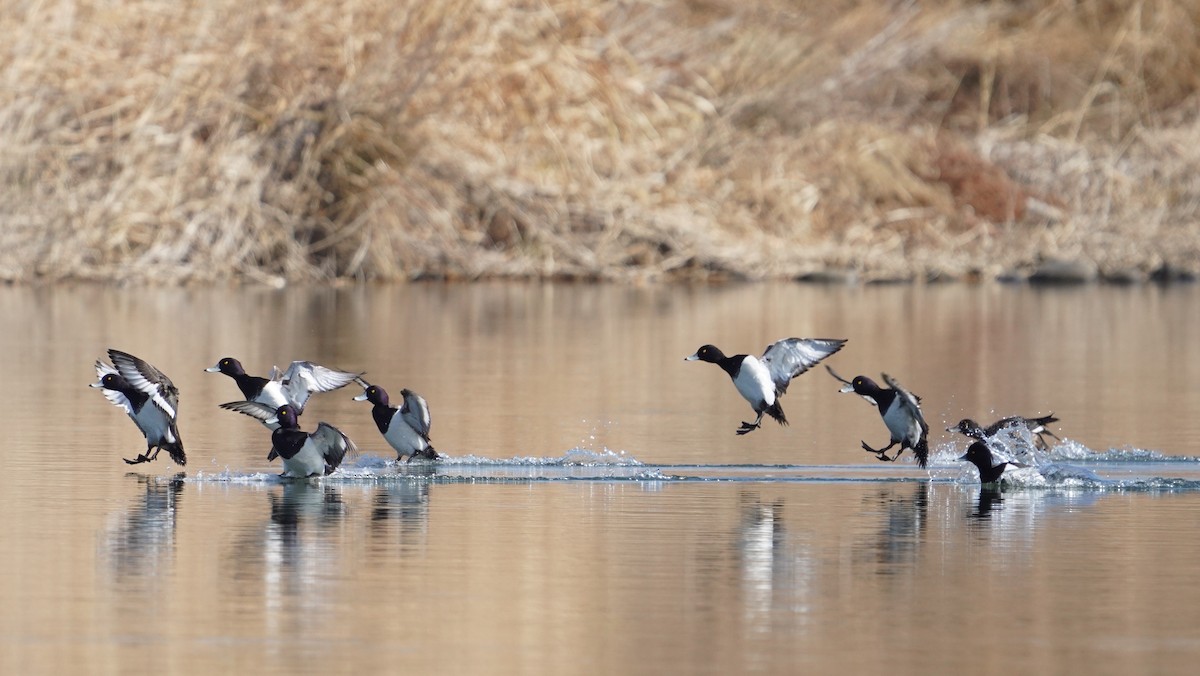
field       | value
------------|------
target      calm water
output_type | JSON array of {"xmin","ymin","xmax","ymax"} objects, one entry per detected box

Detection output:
[{"xmin": 3, "ymin": 282, "xmax": 1200, "ymax": 674}]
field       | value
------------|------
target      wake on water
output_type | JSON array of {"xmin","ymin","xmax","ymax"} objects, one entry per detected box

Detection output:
[{"xmin": 176, "ymin": 436, "xmax": 1200, "ymax": 492}]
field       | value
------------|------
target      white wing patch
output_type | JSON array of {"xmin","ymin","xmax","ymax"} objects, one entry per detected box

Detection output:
[
  {"xmin": 219, "ymin": 400, "xmax": 279, "ymax": 422},
  {"xmin": 108, "ymin": 350, "xmax": 177, "ymax": 419},
  {"xmin": 278, "ymin": 361, "xmax": 362, "ymax": 412},
  {"xmin": 761, "ymin": 338, "xmax": 847, "ymax": 393}
]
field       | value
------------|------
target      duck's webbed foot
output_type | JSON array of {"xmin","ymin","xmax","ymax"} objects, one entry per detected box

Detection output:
[
  {"xmin": 736, "ymin": 421, "xmax": 761, "ymax": 436},
  {"xmin": 123, "ymin": 453, "xmax": 151, "ymax": 465},
  {"xmin": 861, "ymin": 440, "xmax": 896, "ymax": 462}
]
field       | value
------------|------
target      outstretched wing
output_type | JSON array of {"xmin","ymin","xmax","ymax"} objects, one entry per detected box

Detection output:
[
  {"xmin": 761, "ymin": 338, "xmax": 847, "ymax": 394},
  {"xmin": 312, "ymin": 422, "xmax": 358, "ymax": 469},
  {"xmin": 108, "ymin": 349, "xmax": 178, "ymax": 419},
  {"xmin": 881, "ymin": 373, "xmax": 927, "ymax": 431},
  {"xmin": 279, "ymin": 361, "xmax": 363, "ymax": 411},
  {"xmin": 219, "ymin": 400, "xmax": 278, "ymax": 423},
  {"xmin": 400, "ymin": 389, "xmax": 433, "ymax": 440}
]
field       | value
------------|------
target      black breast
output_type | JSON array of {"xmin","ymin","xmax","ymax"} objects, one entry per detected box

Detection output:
[
  {"xmin": 121, "ymin": 387, "xmax": 151, "ymax": 414},
  {"xmin": 874, "ymin": 388, "xmax": 897, "ymax": 413},
  {"xmin": 718, "ymin": 355, "xmax": 746, "ymax": 380},
  {"xmin": 371, "ymin": 405, "xmax": 396, "ymax": 434},
  {"xmin": 271, "ymin": 428, "xmax": 309, "ymax": 460},
  {"xmin": 237, "ymin": 374, "xmax": 270, "ymax": 400}
]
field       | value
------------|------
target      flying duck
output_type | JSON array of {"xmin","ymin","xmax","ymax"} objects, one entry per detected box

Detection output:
[
  {"xmin": 686, "ymin": 337, "xmax": 847, "ymax": 435},
  {"xmin": 947, "ymin": 414, "xmax": 1060, "ymax": 450},
  {"xmin": 220, "ymin": 402, "xmax": 355, "ymax": 478},
  {"xmin": 353, "ymin": 380, "xmax": 439, "ymax": 462},
  {"xmin": 827, "ymin": 366, "xmax": 929, "ymax": 468},
  {"xmin": 206, "ymin": 357, "xmax": 362, "ymax": 427},
  {"xmin": 91, "ymin": 349, "xmax": 186, "ymax": 466}
]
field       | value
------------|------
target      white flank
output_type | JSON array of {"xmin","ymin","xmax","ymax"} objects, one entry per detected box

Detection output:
[
  {"xmin": 255, "ymin": 381, "xmax": 289, "ymax": 409},
  {"xmin": 882, "ymin": 399, "xmax": 921, "ymax": 445},
  {"xmin": 384, "ymin": 415, "xmax": 431, "ymax": 459},
  {"xmin": 280, "ymin": 439, "xmax": 329, "ymax": 478},
  {"xmin": 733, "ymin": 356, "xmax": 775, "ymax": 409},
  {"xmin": 134, "ymin": 403, "xmax": 175, "ymax": 444}
]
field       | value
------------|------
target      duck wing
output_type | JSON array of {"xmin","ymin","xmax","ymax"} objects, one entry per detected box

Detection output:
[
  {"xmin": 881, "ymin": 373, "xmax": 928, "ymax": 432},
  {"xmin": 312, "ymin": 422, "xmax": 357, "ymax": 471},
  {"xmin": 400, "ymin": 389, "xmax": 433, "ymax": 441},
  {"xmin": 279, "ymin": 361, "xmax": 364, "ymax": 412},
  {"xmin": 760, "ymin": 338, "xmax": 846, "ymax": 394},
  {"xmin": 108, "ymin": 349, "xmax": 179, "ymax": 419},
  {"xmin": 218, "ymin": 400, "xmax": 278, "ymax": 423}
]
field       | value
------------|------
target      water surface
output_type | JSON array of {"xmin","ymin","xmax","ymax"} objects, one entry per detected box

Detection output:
[{"xmin": 3, "ymin": 282, "xmax": 1199, "ymax": 674}]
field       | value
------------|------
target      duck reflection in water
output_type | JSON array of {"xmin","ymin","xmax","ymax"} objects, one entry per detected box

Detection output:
[
  {"xmin": 102, "ymin": 473, "xmax": 185, "ymax": 584},
  {"xmin": 967, "ymin": 486, "xmax": 1006, "ymax": 521},
  {"xmin": 858, "ymin": 482, "xmax": 929, "ymax": 571},
  {"xmin": 371, "ymin": 480, "xmax": 432, "ymax": 524},
  {"xmin": 223, "ymin": 482, "xmax": 347, "ymax": 592},
  {"xmin": 735, "ymin": 493, "xmax": 814, "ymax": 631},
  {"xmin": 369, "ymin": 480, "xmax": 433, "ymax": 554},
  {"xmin": 268, "ymin": 481, "xmax": 347, "ymax": 539}
]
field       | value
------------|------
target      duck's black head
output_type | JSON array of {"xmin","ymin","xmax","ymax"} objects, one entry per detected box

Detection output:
[
  {"xmin": 354, "ymin": 384, "xmax": 390, "ymax": 407},
  {"xmin": 206, "ymin": 357, "xmax": 246, "ymax": 377},
  {"xmin": 959, "ymin": 441, "xmax": 1009, "ymax": 483},
  {"xmin": 271, "ymin": 404, "xmax": 300, "ymax": 429},
  {"xmin": 949, "ymin": 418, "xmax": 985, "ymax": 438},
  {"xmin": 850, "ymin": 375, "xmax": 882, "ymax": 396},
  {"xmin": 92, "ymin": 372, "xmax": 128, "ymax": 392},
  {"xmin": 958, "ymin": 441, "xmax": 994, "ymax": 469},
  {"xmin": 685, "ymin": 345, "xmax": 727, "ymax": 364}
]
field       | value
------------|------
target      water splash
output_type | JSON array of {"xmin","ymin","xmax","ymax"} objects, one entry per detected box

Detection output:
[{"xmin": 176, "ymin": 442, "xmax": 1200, "ymax": 490}]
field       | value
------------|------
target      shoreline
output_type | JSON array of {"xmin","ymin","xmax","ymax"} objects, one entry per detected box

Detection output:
[{"xmin": 5, "ymin": 257, "xmax": 1195, "ymax": 288}]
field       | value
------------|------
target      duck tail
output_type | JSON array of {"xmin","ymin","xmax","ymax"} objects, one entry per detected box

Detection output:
[
  {"xmin": 913, "ymin": 435, "xmax": 929, "ymax": 469},
  {"xmin": 765, "ymin": 401, "xmax": 787, "ymax": 427},
  {"xmin": 1036, "ymin": 412, "xmax": 1060, "ymax": 426},
  {"xmin": 165, "ymin": 422, "xmax": 187, "ymax": 466},
  {"xmin": 164, "ymin": 440, "xmax": 187, "ymax": 467}
]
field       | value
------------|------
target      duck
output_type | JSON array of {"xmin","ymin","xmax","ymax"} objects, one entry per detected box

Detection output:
[
  {"xmin": 827, "ymin": 366, "xmax": 929, "ymax": 468},
  {"xmin": 206, "ymin": 357, "xmax": 362, "ymax": 427},
  {"xmin": 947, "ymin": 414, "xmax": 1059, "ymax": 450},
  {"xmin": 220, "ymin": 402, "xmax": 355, "ymax": 478},
  {"xmin": 353, "ymin": 380, "xmax": 439, "ymax": 462},
  {"xmin": 685, "ymin": 337, "xmax": 847, "ymax": 435},
  {"xmin": 91, "ymin": 349, "xmax": 187, "ymax": 466},
  {"xmin": 959, "ymin": 441, "xmax": 1028, "ymax": 485}
]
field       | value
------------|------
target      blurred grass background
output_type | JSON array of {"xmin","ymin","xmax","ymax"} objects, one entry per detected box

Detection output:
[{"xmin": 1, "ymin": 0, "xmax": 1198, "ymax": 283}]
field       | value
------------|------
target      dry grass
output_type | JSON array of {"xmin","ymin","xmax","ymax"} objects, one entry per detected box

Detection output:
[{"xmin": 2, "ymin": 0, "xmax": 1199, "ymax": 283}]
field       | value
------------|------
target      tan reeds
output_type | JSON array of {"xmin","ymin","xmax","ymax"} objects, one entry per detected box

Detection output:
[{"xmin": 1, "ymin": 0, "xmax": 1198, "ymax": 283}]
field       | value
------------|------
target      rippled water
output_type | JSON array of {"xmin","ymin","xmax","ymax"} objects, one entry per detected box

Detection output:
[{"xmin": 3, "ymin": 282, "xmax": 1200, "ymax": 673}]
